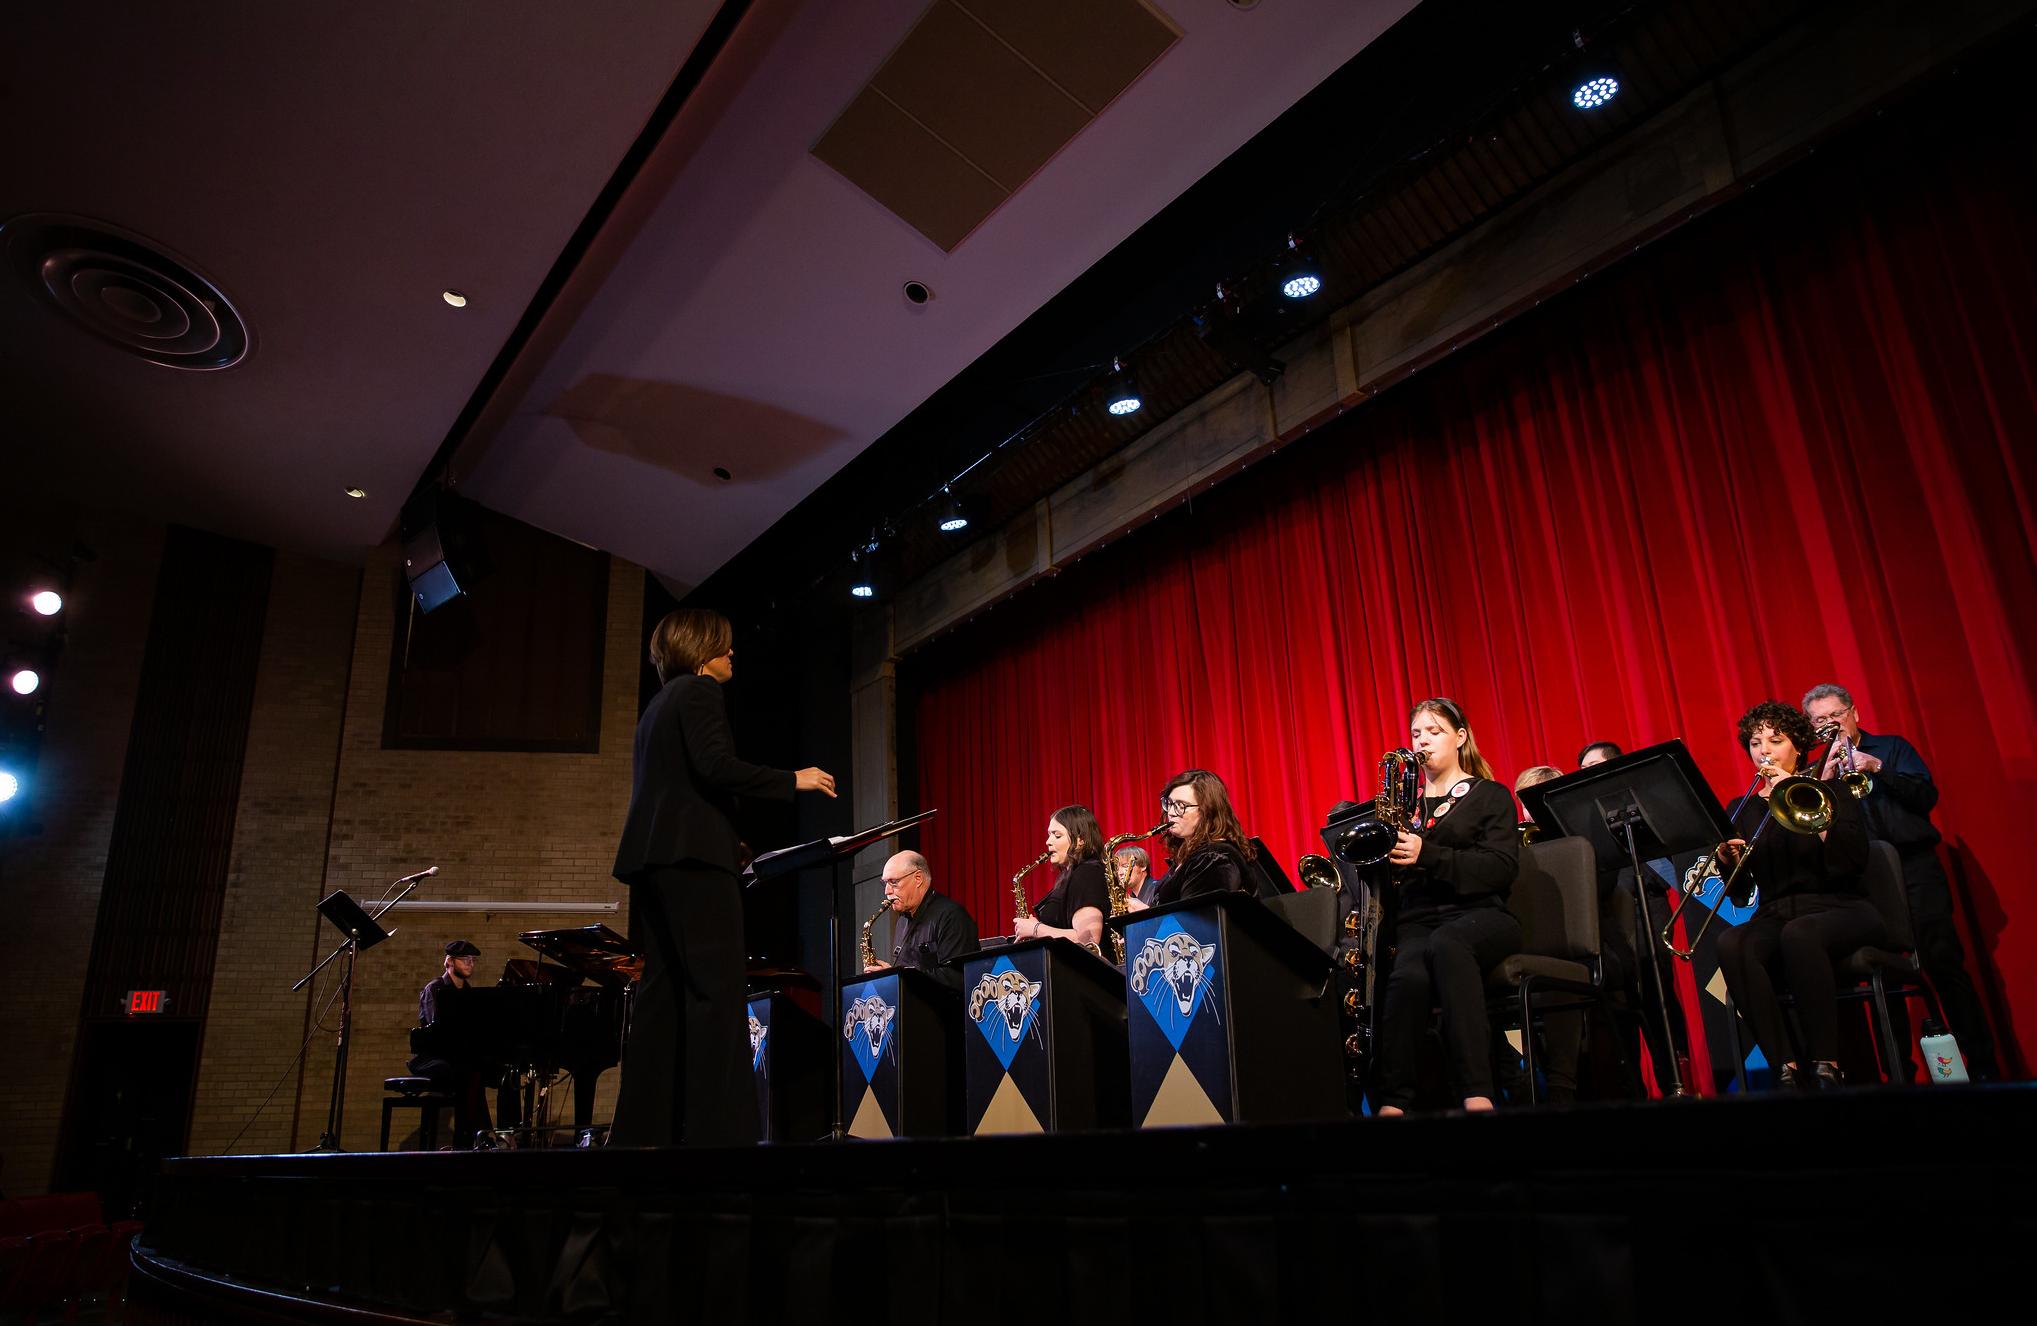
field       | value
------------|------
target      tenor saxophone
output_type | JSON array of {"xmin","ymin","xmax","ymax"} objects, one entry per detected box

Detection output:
[
  {"xmin": 859, "ymin": 897, "xmax": 894, "ymax": 970},
  {"xmin": 1098, "ymin": 820, "xmax": 1169, "ymax": 963}
]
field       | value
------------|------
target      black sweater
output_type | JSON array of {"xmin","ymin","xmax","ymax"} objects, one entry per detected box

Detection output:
[
  {"xmin": 1729, "ymin": 776, "xmax": 1869, "ymax": 904},
  {"xmin": 1035, "ymin": 860, "xmax": 1110, "ymax": 931},
  {"xmin": 1395, "ymin": 777, "xmax": 1521, "ymax": 925},
  {"xmin": 1154, "ymin": 839, "xmax": 1259, "ymax": 906}
]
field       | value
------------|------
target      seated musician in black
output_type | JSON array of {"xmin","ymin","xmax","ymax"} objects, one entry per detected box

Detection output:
[
  {"xmin": 1713, "ymin": 701, "xmax": 1882, "ymax": 1090},
  {"xmin": 1014, "ymin": 805, "xmax": 1110, "ymax": 949},
  {"xmin": 406, "ymin": 939, "xmax": 491, "ymax": 1147},
  {"xmin": 865, "ymin": 850, "xmax": 978, "ymax": 990},
  {"xmin": 1152, "ymin": 770, "xmax": 1267, "ymax": 904},
  {"xmin": 1371, "ymin": 698, "xmax": 1522, "ymax": 1116},
  {"xmin": 1115, "ymin": 845, "xmax": 1158, "ymax": 909}
]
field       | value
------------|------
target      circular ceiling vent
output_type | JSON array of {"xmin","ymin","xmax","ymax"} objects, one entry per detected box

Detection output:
[{"xmin": 1, "ymin": 213, "xmax": 249, "ymax": 370}]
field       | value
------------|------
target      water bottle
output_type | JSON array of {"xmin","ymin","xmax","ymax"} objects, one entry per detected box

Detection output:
[{"xmin": 1919, "ymin": 1020, "xmax": 1969, "ymax": 1084}]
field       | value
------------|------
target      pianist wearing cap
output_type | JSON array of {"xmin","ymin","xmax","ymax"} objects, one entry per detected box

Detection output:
[{"xmin": 406, "ymin": 939, "xmax": 492, "ymax": 1148}]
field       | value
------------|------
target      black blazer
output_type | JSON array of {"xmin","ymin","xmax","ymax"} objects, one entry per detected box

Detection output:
[{"xmin": 612, "ymin": 674, "xmax": 795, "ymax": 882}]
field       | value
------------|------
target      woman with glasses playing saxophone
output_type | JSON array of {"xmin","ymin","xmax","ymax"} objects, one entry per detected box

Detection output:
[
  {"xmin": 1151, "ymin": 770, "xmax": 1265, "ymax": 904},
  {"xmin": 1012, "ymin": 806, "xmax": 1110, "ymax": 952},
  {"xmin": 1370, "ymin": 698, "xmax": 1522, "ymax": 1117}
]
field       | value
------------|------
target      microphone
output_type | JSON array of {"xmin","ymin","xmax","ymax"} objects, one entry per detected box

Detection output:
[{"xmin": 395, "ymin": 866, "xmax": 440, "ymax": 884}]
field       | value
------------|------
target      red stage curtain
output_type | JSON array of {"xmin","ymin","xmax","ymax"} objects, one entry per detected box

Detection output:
[{"xmin": 902, "ymin": 93, "xmax": 2037, "ymax": 1076}]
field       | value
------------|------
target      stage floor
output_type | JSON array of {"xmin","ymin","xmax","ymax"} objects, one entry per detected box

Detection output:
[{"xmin": 133, "ymin": 1084, "xmax": 2035, "ymax": 1325}]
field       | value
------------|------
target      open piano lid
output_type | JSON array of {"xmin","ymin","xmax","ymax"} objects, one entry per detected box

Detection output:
[{"xmin": 518, "ymin": 924, "xmax": 641, "ymax": 985}]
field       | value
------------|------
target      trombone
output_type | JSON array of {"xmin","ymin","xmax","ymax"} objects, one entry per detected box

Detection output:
[{"xmin": 1661, "ymin": 764, "xmax": 1836, "ymax": 959}]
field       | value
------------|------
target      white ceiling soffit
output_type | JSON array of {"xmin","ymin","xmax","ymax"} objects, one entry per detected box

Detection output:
[
  {"xmin": 0, "ymin": 2, "xmax": 724, "ymax": 560},
  {"xmin": 455, "ymin": 0, "xmax": 1419, "ymax": 591}
]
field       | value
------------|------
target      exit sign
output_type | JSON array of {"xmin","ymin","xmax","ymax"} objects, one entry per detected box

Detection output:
[{"xmin": 125, "ymin": 989, "xmax": 167, "ymax": 1014}]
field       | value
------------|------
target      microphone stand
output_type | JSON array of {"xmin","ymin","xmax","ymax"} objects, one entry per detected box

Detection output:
[{"xmin": 295, "ymin": 872, "xmax": 432, "ymax": 1152}]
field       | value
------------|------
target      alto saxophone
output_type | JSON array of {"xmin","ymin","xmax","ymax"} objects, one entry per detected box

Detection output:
[
  {"xmin": 1098, "ymin": 820, "xmax": 1169, "ymax": 964},
  {"xmin": 1010, "ymin": 850, "xmax": 1050, "ymax": 926},
  {"xmin": 859, "ymin": 897, "xmax": 894, "ymax": 971}
]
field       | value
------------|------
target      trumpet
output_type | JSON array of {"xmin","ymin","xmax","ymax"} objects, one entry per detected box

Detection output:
[
  {"xmin": 1817, "ymin": 723, "xmax": 1874, "ymax": 800},
  {"xmin": 859, "ymin": 897, "xmax": 894, "ymax": 970},
  {"xmin": 1661, "ymin": 765, "xmax": 1835, "ymax": 959},
  {"xmin": 1332, "ymin": 749, "xmax": 1424, "ymax": 866}
]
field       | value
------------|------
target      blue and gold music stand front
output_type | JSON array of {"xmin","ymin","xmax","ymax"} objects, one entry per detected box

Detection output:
[
  {"xmin": 960, "ymin": 938, "xmax": 1127, "ymax": 1135},
  {"xmin": 1115, "ymin": 891, "xmax": 1343, "ymax": 1128},
  {"xmin": 747, "ymin": 991, "xmax": 826, "ymax": 1143},
  {"xmin": 838, "ymin": 966, "xmax": 960, "ymax": 1138}
]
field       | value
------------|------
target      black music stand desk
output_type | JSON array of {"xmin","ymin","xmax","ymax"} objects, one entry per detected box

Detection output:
[
  {"xmin": 837, "ymin": 965, "xmax": 960, "ymax": 1139},
  {"xmin": 745, "ymin": 991, "xmax": 828, "ymax": 1144},
  {"xmin": 958, "ymin": 938, "xmax": 1128, "ymax": 1135},
  {"xmin": 1108, "ymin": 891, "xmax": 1342, "ymax": 1127}
]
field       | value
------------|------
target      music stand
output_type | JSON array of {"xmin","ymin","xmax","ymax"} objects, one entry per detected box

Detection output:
[
  {"xmin": 746, "ymin": 808, "xmax": 937, "ymax": 1139},
  {"xmin": 1519, "ymin": 739, "xmax": 1735, "ymax": 1097},
  {"xmin": 293, "ymin": 883, "xmax": 413, "ymax": 1151}
]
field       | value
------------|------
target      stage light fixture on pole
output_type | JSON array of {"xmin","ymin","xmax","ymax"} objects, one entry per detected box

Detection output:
[
  {"xmin": 1569, "ymin": 29, "xmax": 1620, "ymax": 110},
  {"xmin": 8, "ymin": 669, "xmax": 37, "ymax": 697},
  {"xmin": 29, "ymin": 591, "xmax": 62, "ymax": 616},
  {"xmin": 0, "ymin": 770, "xmax": 18, "ymax": 804},
  {"xmin": 1279, "ymin": 234, "xmax": 1321, "ymax": 300},
  {"xmin": 1104, "ymin": 358, "xmax": 1142, "ymax": 416},
  {"xmin": 938, "ymin": 488, "xmax": 972, "ymax": 534}
]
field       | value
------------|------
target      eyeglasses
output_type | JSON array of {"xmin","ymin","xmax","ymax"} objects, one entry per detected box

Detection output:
[
  {"xmin": 881, "ymin": 869, "xmax": 923, "ymax": 887},
  {"xmin": 1161, "ymin": 798, "xmax": 1198, "ymax": 818}
]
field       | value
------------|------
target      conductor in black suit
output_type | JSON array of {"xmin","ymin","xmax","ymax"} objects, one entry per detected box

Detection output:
[{"xmin": 611, "ymin": 608, "xmax": 836, "ymax": 1147}]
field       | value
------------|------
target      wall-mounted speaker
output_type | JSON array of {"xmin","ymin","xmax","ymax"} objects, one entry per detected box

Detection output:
[{"xmin": 399, "ymin": 490, "xmax": 486, "ymax": 613}]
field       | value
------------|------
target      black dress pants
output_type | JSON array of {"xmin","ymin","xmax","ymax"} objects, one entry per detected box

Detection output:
[
  {"xmin": 1373, "ymin": 906, "xmax": 1523, "ymax": 1108},
  {"xmin": 612, "ymin": 864, "xmax": 760, "ymax": 1147},
  {"xmin": 1716, "ymin": 892, "xmax": 1885, "ymax": 1070}
]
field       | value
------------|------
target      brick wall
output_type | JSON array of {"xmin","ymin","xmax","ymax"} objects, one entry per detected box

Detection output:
[
  {"xmin": 279, "ymin": 546, "xmax": 641, "ymax": 1150},
  {"xmin": 0, "ymin": 511, "xmax": 164, "ymax": 1196},
  {"xmin": 185, "ymin": 552, "xmax": 361, "ymax": 1157}
]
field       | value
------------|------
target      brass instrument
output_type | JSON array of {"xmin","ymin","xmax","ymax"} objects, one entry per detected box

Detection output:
[
  {"xmin": 1009, "ymin": 850, "xmax": 1050, "ymax": 924},
  {"xmin": 1817, "ymin": 723, "xmax": 1874, "ymax": 800},
  {"xmin": 859, "ymin": 897, "xmax": 894, "ymax": 970},
  {"xmin": 1332, "ymin": 749, "xmax": 1425, "ymax": 865},
  {"xmin": 1297, "ymin": 853, "xmax": 1341, "ymax": 891},
  {"xmin": 1662, "ymin": 765, "xmax": 1836, "ymax": 959},
  {"xmin": 1099, "ymin": 820, "xmax": 1169, "ymax": 963},
  {"xmin": 1518, "ymin": 821, "xmax": 1543, "ymax": 846}
]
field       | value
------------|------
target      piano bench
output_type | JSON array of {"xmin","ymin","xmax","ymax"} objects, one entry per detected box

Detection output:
[{"xmin": 381, "ymin": 1078, "xmax": 455, "ymax": 1152}]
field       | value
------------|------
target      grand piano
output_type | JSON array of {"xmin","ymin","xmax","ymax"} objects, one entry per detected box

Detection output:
[{"xmin": 410, "ymin": 925, "xmax": 636, "ymax": 1144}]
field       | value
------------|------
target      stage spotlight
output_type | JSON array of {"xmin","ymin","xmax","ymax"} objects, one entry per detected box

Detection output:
[
  {"xmin": 849, "ymin": 543, "xmax": 880, "ymax": 600},
  {"xmin": 8, "ymin": 669, "xmax": 38, "ymax": 696},
  {"xmin": 0, "ymin": 770, "xmax": 17, "ymax": 803},
  {"xmin": 1279, "ymin": 235, "xmax": 1321, "ymax": 299},
  {"xmin": 938, "ymin": 490, "xmax": 971, "ymax": 534},
  {"xmin": 29, "ymin": 591, "xmax": 62, "ymax": 616},
  {"xmin": 1104, "ymin": 358, "xmax": 1142, "ymax": 416},
  {"xmin": 1571, "ymin": 74, "xmax": 1619, "ymax": 109}
]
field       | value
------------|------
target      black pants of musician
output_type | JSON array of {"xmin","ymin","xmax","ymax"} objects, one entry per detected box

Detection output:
[
  {"xmin": 1373, "ymin": 907, "xmax": 1523, "ymax": 1109},
  {"xmin": 408, "ymin": 1055, "xmax": 491, "ymax": 1148},
  {"xmin": 1883, "ymin": 853, "xmax": 2001, "ymax": 1081},
  {"xmin": 612, "ymin": 864, "xmax": 760, "ymax": 1147},
  {"xmin": 1715, "ymin": 892, "xmax": 1885, "ymax": 1072}
]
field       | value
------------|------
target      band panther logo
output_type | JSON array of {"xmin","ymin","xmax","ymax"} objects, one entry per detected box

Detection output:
[
  {"xmin": 842, "ymin": 993, "xmax": 897, "ymax": 1054},
  {"xmin": 747, "ymin": 1014, "xmax": 768, "ymax": 1064},
  {"xmin": 967, "ymin": 969, "xmax": 1042, "ymax": 1042},
  {"xmin": 1130, "ymin": 932, "xmax": 1217, "ymax": 1015}
]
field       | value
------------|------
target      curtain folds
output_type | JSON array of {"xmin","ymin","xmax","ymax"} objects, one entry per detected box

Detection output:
[{"xmin": 904, "ymin": 94, "xmax": 2037, "ymax": 1074}]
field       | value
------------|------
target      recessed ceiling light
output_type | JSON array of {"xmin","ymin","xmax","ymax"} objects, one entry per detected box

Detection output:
[
  {"xmin": 345, "ymin": 487, "xmax": 368, "ymax": 498},
  {"xmin": 29, "ymin": 591, "xmax": 62, "ymax": 616},
  {"xmin": 442, "ymin": 290, "xmax": 469, "ymax": 308}
]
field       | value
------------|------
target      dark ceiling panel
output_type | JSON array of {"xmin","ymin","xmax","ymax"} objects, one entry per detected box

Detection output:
[
  {"xmin": 956, "ymin": 0, "xmax": 1181, "ymax": 115},
  {"xmin": 812, "ymin": 86, "xmax": 1009, "ymax": 252}
]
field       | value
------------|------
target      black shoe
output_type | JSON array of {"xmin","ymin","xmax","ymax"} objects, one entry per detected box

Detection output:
[
  {"xmin": 1778, "ymin": 1063, "xmax": 1808, "ymax": 1091},
  {"xmin": 1812, "ymin": 1061, "xmax": 1844, "ymax": 1091}
]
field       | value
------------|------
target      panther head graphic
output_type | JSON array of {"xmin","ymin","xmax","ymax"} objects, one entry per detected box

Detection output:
[
  {"xmin": 747, "ymin": 1014, "xmax": 767, "ymax": 1063},
  {"xmin": 1130, "ymin": 932, "xmax": 1217, "ymax": 1015},
  {"xmin": 842, "ymin": 993, "xmax": 897, "ymax": 1054},
  {"xmin": 966, "ymin": 969, "xmax": 1042, "ymax": 1042}
]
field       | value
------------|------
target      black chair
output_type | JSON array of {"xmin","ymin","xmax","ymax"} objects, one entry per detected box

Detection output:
[
  {"xmin": 380, "ymin": 1076, "xmax": 454, "ymax": 1151},
  {"xmin": 1484, "ymin": 836, "xmax": 1621, "ymax": 1104},
  {"xmin": 1835, "ymin": 839, "xmax": 1943, "ymax": 1082}
]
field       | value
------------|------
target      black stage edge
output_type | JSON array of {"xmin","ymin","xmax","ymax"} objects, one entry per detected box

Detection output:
[{"xmin": 134, "ymin": 1086, "xmax": 2036, "ymax": 1325}]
